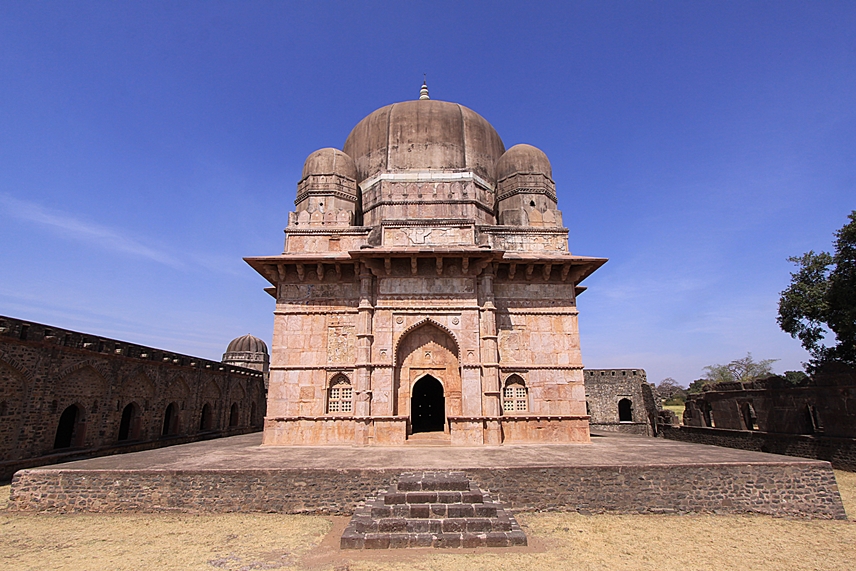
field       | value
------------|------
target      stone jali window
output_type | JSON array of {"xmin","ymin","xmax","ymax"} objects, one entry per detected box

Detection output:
[
  {"xmin": 328, "ymin": 376, "xmax": 353, "ymax": 414},
  {"xmin": 503, "ymin": 375, "xmax": 528, "ymax": 412}
]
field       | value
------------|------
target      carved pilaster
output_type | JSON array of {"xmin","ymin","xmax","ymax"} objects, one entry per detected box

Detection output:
[
  {"xmin": 355, "ymin": 263, "xmax": 375, "ymax": 417},
  {"xmin": 478, "ymin": 263, "xmax": 501, "ymax": 416}
]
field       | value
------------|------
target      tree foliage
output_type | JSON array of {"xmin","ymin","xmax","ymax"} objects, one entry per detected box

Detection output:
[
  {"xmin": 778, "ymin": 211, "xmax": 856, "ymax": 369},
  {"xmin": 702, "ymin": 353, "xmax": 778, "ymax": 384},
  {"xmin": 783, "ymin": 370, "xmax": 809, "ymax": 385},
  {"xmin": 654, "ymin": 377, "xmax": 686, "ymax": 403},
  {"xmin": 686, "ymin": 378, "xmax": 708, "ymax": 394}
]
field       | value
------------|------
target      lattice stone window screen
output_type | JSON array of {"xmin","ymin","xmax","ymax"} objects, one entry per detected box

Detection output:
[
  {"xmin": 503, "ymin": 378, "xmax": 528, "ymax": 412},
  {"xmin": 328, "ymin": 377, "xmax": 353, "ymax": 414}
]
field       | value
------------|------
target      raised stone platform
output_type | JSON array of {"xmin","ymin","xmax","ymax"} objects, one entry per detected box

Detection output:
[
  {"xmin": 341, "ymin": 471, "xmax": 527, "ymax": 548},
  {"xmin": 8, "ymin": 431, "xmax": 847, "ymax": 519}
]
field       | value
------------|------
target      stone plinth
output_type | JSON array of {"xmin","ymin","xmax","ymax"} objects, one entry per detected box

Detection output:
[{"xmin": 7, "ymin": 432, "xmax": 848, "ymax": 520}]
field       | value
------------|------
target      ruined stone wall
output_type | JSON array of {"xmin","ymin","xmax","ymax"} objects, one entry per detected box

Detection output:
[
  {"xmin": 683, "ymin": 365, "xmax": 856, "ymax": 438},
  {"xmin": 0, "ymin": 316, "xmax": 266, "ymax": 480},
  {"xmin": 583, "ymin": 369, "xmax": 656, "ymax": 435}
]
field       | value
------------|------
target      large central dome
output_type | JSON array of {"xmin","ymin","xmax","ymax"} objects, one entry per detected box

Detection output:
[{"xmin": 343, "ymin": 100, "xmax": 506, "ymax": 184}]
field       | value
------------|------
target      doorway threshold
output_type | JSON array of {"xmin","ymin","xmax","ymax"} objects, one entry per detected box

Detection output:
[{"xmin": 405, "ymin": 432, "xmax": 451, "ymax": 445}]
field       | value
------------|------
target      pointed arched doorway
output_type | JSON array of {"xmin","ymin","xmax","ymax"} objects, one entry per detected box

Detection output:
[
  {"xmin": 393, "ymin": 321, "xmax": 462, "ymax": 434},
  {"xmin": 411, "ymin": 375, "xmax": 445, "ymax": 433}
]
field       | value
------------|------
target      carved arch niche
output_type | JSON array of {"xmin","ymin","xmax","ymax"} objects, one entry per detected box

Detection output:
[
  {"xmin": 59, "ymin": 363, "xmax": 110, "ymax": 400},
  {"xmin": 394, "ymin": 321, "xmax": 461, "ymax": 420},
  {"xmin": 121, "ymin": 370, "xmax": 156, "ymax": 400}
]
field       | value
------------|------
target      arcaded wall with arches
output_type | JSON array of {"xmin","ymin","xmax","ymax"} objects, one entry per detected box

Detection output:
[{"xmin": 0, "ymin": 315, "xmax": 266, "ymax": 480}]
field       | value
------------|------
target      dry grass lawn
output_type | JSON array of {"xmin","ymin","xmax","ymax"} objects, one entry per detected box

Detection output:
[
  {"xmin": 0, "ymin": 471, "xmax": 854, "ymax": 571},
  {"xmin": 662, "ymin": 403, "xmax": 686, "ymax": 423}
]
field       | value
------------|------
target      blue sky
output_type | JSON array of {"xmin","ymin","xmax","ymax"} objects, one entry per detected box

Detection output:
[{"xmin": 1, "ymin": 1, "xmax": 853, "ymax": 386}]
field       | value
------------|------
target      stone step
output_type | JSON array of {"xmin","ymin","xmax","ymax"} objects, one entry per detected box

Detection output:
[
  {"xmin": 396, "ymin": 471, "xmax": 470, "ymax": 491},
  {"xmin": 372, "ymin": 502, "xmax": 499, "ymax": 519},
  {"xmin": 341, "ymin": 530, "xmax": 528, "ymax": 549},
  {"xmin": 341, "ymin": 471, "xmax": 527, "ymax": 549},
  {"xmin": 381, "ymin": 488, "xmax": 486, "ymax": 505},
  {"xmin": 353, "ymin": 514, "xmax": 513, "ymax": 534},
  {"xmin": 404, "ymin": 432, "xmax": 452, "ymax": 446}
]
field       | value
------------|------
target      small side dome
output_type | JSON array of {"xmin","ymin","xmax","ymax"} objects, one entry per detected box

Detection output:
[
  {"xmin": 226, "ymin": 334, "xmax": 268, "ymax": 355},
  {"xmin": 496, "ymin": 144, "xmax": 552, "ymax": 181},
  {"xmin": 301, "ymin": 148, "xmax": 357, "ymax": 181}
]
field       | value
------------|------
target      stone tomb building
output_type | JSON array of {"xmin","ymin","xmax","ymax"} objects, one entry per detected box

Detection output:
[{"xmin": 247, "ymin": 86, "xmax": 606, "ymax": 445}]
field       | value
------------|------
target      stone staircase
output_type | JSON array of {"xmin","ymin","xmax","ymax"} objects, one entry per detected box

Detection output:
[{"xmin": 340, "ymin": 471, "xmax": 527, "ymax": 549}]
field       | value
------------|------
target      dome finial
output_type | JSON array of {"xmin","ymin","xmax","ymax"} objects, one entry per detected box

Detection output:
[{"xmin": 420, "ymin": 75, "xmax": 429, "ymax": 100}]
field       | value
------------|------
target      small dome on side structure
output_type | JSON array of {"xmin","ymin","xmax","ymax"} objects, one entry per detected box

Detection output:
[
  {"xmin": 223, "ymin": 334, "xmax": 270, "ymax": 389},
  {"xmin": 225, "ymin": 334, "xmax": 268, "ymax": 354},
  {"xmin": 495, "ymin": 144, "xmax": 561, "ymax": 228},
  {"xmin": 496, "ymin": 144, "xmax": 552, "ymax": 181},
  {"xmin": 301, "ymin": 148, "xmax": 358, "ymax": 182},
  {"xmin": 291, "ymin": 148, "xmax": 359, "ymax": 228}
]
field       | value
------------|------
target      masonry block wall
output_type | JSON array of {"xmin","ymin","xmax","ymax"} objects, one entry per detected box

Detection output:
[
  {"xmin": 0, "ymin": 316, "xmax": 266, "ymax": 479},
  {"xmin": 583, "ymin": 369, "xmax": 658, "ymax": 435}
]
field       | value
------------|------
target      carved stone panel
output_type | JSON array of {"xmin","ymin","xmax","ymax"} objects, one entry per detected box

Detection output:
[
  {"xmin": 327, "ymin": 326, "xmax": 354, "ymax": 364},
  {"xmin": 379, "ymin": 277, "xmax": 475, "ymax": 296},
  {"xmin": 383, "ymin": 226, "xmax": 474, "ymax": 247},
  {"xmin": 495, "ymin": 283, "xmax": 576, "ymax": 300},
  {"xmin": 490, "ymin": 233, "xmax": 568, "ymax": 252},
  {"xmin": 279, "ymin": 283, "xmax": 359, "ymax": 301},
  {"xmin": 498, "ymin": 329, "xmax": 525, "ymax": 363}
]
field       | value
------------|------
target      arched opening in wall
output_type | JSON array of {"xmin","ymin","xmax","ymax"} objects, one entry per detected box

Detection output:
[
  {"xmin": 411, "ymin": 375, "xmax": 445, "ymax": 433},
  {"xmin": 394, "ymin": 321, "xmax": 461, "ymax": 419},
  {"xmin": 229, "ymin": 403, "xmax": 239, "ymax": 427},
  {"xmin": 742, "ymin": 402, "xmax": 758, "ymax": 431},
  {"xmin": 0, "ymin": 401, "xmax": 7, "ymax": 416},
  {"xmin": 805, "ymin": 404, "xmax": 823, "ymax": 434},
  {"xmin": 199, "ymin": 403, "xmax": 213, "ymax": 431},
  {"xmin": 118, "ymin": 402, "xmax": 140, "ymax": 441},
  {"xmin": 618, "ymin": 398, "xmax": 633, "ymax": 422},
  {"xmin": 250, "ymin": 402, "xmax": 258, "ymax": 426},
  {"xmin": 701, "ymin": 401, "xmax": 715, "ymax": 428},
  {"xmin": 162, "ymin": 402, "xmax": 178, "ymax": 436},
  {"xmin": 502, "ymin": 375, "xmax": 528, "ymax": 413},
  {"xmin": 54, "ymin": 404, "xmax": 82, "ymax": 449},
  {"xmin": 327, "ymin": 375, "xmax": 353, "ymax": 414}
]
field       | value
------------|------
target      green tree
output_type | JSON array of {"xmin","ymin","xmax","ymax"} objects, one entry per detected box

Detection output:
[
  {"xmin": 702, "ymin": 353, "xmax": 778, "ymax": 384},
  {"xmin": 686, "ymin": 378, "xmax": 708, "ymax": 394},
  {"xmin": 654, "ymin": 377, "xmax": 686, "ymax": 403},
  {"xmin": 778, "ymin": 211, "xmax": 856, "ymax": 369},
  {"xmin": 783, "ymin": 370, "xmax": 809, "ymax": 385}
]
